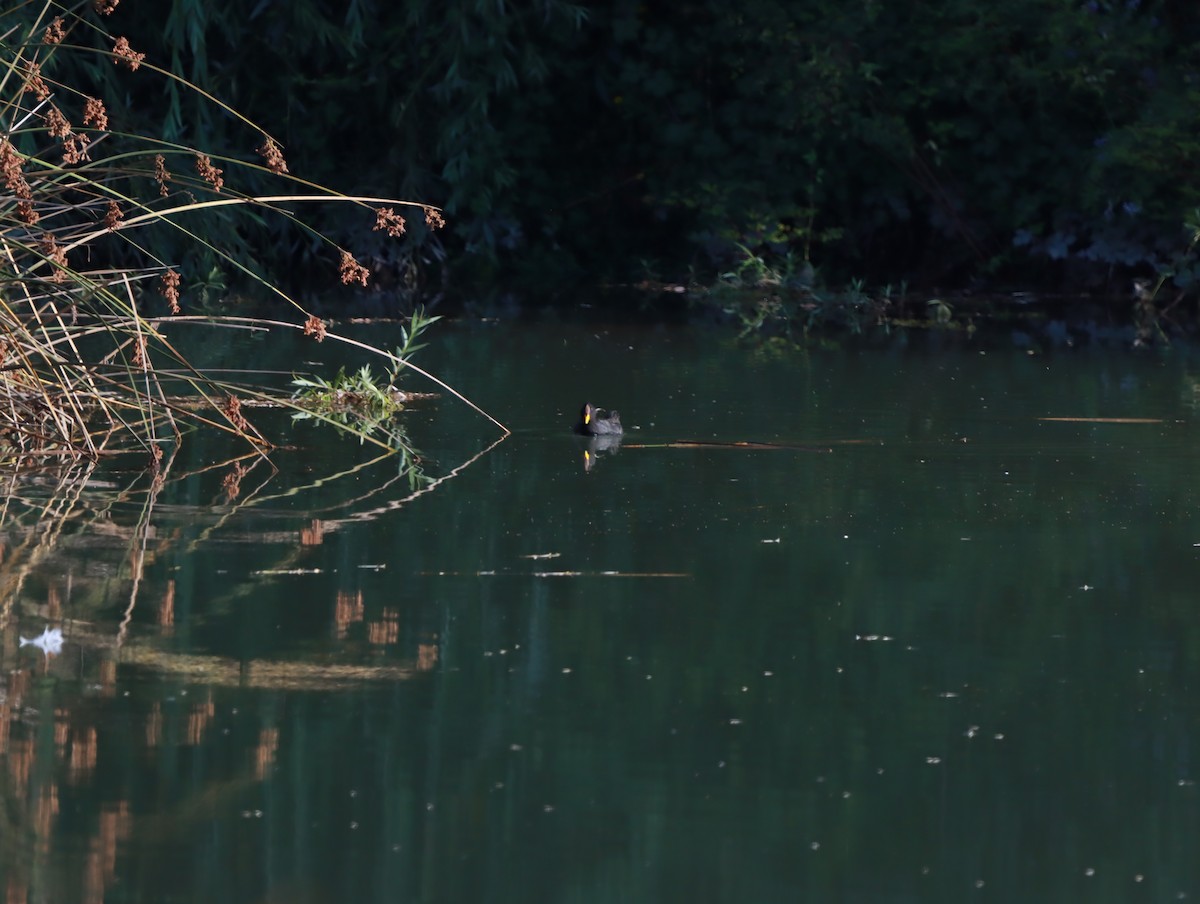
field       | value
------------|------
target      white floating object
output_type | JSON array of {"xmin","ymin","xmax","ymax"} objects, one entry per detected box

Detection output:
[{"xmin": 19, "ymin": 627, "xmax": 63, "ymax": 656}]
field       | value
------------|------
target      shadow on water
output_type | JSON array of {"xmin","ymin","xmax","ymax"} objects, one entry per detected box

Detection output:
[{"xmin": 5, "ymin": 319, "xmax": 1200, "ymax": 902}]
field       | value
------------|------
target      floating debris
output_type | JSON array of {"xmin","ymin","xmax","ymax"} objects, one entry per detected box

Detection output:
[
  {"xmin": 855, "ymin": 634, "xmax": 894, "ymax": 642},
  {"xmin": 1039, "ymin": 416, "xmax": 1163, "ymax": 424},
  {"xmin": 20, "ymin": 627, "xmax": 63, "ymax": 656},
  {"xmin": 423, "ymin": 569, "xmax": 690, "ymax": 578}
]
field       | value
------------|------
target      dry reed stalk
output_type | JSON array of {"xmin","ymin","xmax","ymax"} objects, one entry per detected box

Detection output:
[{"xmin": 0, "ymin": 1, "xmax": 503, "ymax": 462}]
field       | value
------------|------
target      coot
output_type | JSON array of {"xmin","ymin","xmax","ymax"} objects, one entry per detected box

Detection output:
[{"xmin": 573, "ymin": 402, "xmax": 623, "ymax": 436}]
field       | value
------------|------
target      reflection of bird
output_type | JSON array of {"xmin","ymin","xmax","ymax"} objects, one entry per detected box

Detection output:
[
  {"xmin": 573, "ymin": 402, "xmax": 623, "ymax": 436},
  {"xmin": 581, "ymin": 432, "xmax": 623, "ymax": 473}
]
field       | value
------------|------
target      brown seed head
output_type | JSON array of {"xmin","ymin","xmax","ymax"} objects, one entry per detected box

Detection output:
[
  {"xmin": 153, "ymin": 154, "xmax": 171, "ymax": 196},
  {"xmin": 424, "ymin": 207, "xmax": 446, "ymax": 230},
  {"xmin": 16, "ymin": 200, "xmax": 39, "ymax": 226},
  {"xmin": 303, "ymin": 315, "xmax": 328, "ymax": 342},
  {"xmin": 374, "ymin": 207, "xmax": 407, "ymax": 238},
  {"xmin": 94, "ymin": 0, "xmax": 119, "ymax": 14},
  {"xmin": 44, "ymin": 18, "xmax": 66, "ymax": 45},
  {"xmin": 195, "ymin": 154, "xmax": 224, "ymax": 192},
  {"xmin": 104, "ymin": 200, "xmax": 123, "ymax": 231},
  {"xmin": 132, "ymin": 336, "xmax": 147, "ymax": 370},
  {"xmin": 62, "ymin": 134, "xmax": 90, "ymax": 165},
  {"xmin": 23, "ymin": 63, "xmax": 50, "ymax": 101},
  {"xmin": 160, "ymin": 269, "xmax": 181, "ymax": 314},
  {"xmin": 338, "ymin": 251, "xmax": 369, "ymax": 287},
  {"xmin": 40, "ymin": 235, "xmax": 68, "ymax": 281},
  {"xmin": 44, "ymin": 105, "xmax": 72, "ymax": 139},
  {"xmin": 222, "ymin": 395, "xmax": 251, "ymax": 433},
  {"xmin": 112, "ymin": 36, "xmax": 144, "ymax": 71},
  {"xmin": 0, "ymin": 140, "xmax": 30, "ymax": 198},
  {"xmin": 83, "ymin": 97, "xmax": 108, "ymax": 131},
  {"xmin": 257, "ymin": 137, "xmax": 288, "ymax": 175}
]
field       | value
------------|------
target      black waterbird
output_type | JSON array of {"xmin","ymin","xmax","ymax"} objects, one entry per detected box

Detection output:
[{"xmin": 573, "ymin": 402, "xmax": 623, "ymax": 436}]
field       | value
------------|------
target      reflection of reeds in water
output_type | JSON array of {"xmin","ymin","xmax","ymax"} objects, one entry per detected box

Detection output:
[
  {"xmin": 90, "ymin": 803, "xmax": 132, "ymax": 903},
  {"xmin": 116, "ymin": 646, "xmax": 435, "ymax": 690},
  {"xmin": 0, "ymin": 402, "xmax": 499, "ymax": 904},
  {"xmin": 0, "ymin": 431, "xmax": 486, "ymax": 678},
  {"xmin": 186, "ymin": 695, "xmax": 216, "ymax": 746},
  {"xmin": 368, "ymin": 607, "xmax": 401, "ymax": 646},
  {"xmin": 254, "ymin": 727, "xmax": 280, "ymax": 780},
  {"xmin": 335, "ymin": 589, "xmax": 364, "ymax": 639},
  {"xmin": 68, "ymin": 726, "xmax": 97, "ymax": 783},
  {"xmin": 0, "ymin": 459, "xmax": 117, "ymax": 658}
]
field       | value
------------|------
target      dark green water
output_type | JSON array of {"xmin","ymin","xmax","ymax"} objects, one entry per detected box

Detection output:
[{"xmin": 3, "ymin": 320, "xmax": 1200, "ymax": 903}]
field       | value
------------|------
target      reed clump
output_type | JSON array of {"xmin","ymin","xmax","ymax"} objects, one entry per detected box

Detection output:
[{"xmin": 0, "ymin": 2, "xmax": 491, "ymax": 464}]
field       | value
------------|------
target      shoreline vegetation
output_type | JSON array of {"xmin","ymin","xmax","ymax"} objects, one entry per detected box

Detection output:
[
  {"xmin": 672, "ymin": 221, "xmax": 1200, "ymax": 348},
  {"xmin": 78, "ymin": 1, "xmax": 1200, "ymax": 324},
  {"xmin": 0, "ymin": 1, "xmax": 503, "ymax": 466}
]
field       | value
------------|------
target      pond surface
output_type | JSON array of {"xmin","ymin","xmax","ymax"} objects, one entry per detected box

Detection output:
[{"xmin": 3, "ymin": 319, "xmax": 1200, "ymax": 903}]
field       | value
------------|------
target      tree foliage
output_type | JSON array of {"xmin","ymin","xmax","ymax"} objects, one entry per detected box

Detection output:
[{"xmin": 65, "ymin": 0, "xmax": 1200, "ymax": 295}]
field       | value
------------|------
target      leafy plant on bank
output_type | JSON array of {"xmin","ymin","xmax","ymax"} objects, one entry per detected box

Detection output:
[
  {"xmin": 693, "ymin": 247, "xmax": 895, "ymax": 338},
  {"xmin": 1126, "ymin": 210, "xmax": 1200, "ymax": 346},
  {"xmin": 291, "ymin": 308, "xmax": 440, "ymax": 444},
  {"xmin": 0, "ymin": 2, "xmax": 501, "ymax": 463}
]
